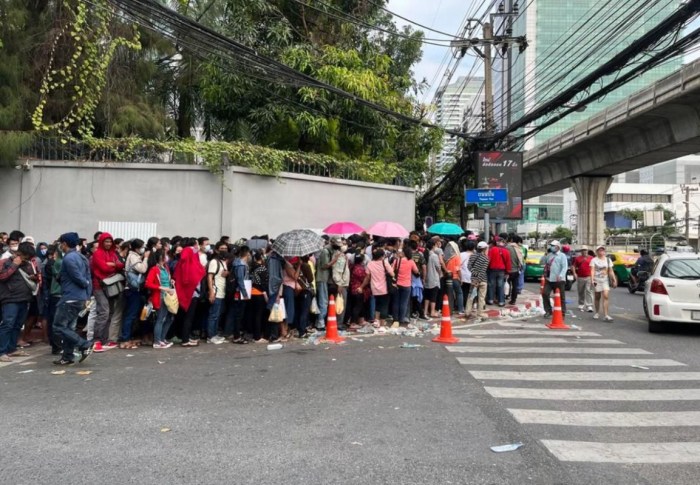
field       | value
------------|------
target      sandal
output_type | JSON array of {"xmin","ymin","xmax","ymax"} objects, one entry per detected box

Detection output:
[{"xmin": 181, "ymin": 340, "xmax": 199, "ymax": 347}]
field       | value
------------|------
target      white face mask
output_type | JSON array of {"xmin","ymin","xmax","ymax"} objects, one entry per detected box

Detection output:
[
  {"xmin": 139, "ymin": 247, "xmax": 145, "ymax": 255},
  {"xmin": 205, "ymin": 244, "xmax": 211, "ymax": 252},
  {"xmin": 9, "ymin": 243, "xmax": 18, "ymax": 252}
]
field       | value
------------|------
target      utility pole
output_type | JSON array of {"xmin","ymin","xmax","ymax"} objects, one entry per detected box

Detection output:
[
  {"xmin": 483, "ymin": 22, "xmax": 494, "ymax": 134},
  {"xmin": 681, "ymin": 183, "xmax": 699, "ymax": 241}
]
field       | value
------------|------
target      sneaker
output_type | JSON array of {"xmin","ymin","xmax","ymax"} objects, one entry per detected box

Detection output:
[
  {"xmin": 604, "ymin": 315, "xmax": 614, "ymax": 322},
  {"xmin": 181, "ymin": 340, "xmax": 199, "ymax": 347},
  {"xmin": 578, "ymin": 305, "xmax": 585, "ymax": 311},
  {"xmin": 79, "ymin": 342, "xmax": 94, "ymax": 363},
  {"xmin": 152, "ymin": 343, "xmax": 167, "ymax": 349},
  {"xmin": 593, "ymin": 313, "xmax": 600, "ymax": 320},
  {"xmin": 0, "ymin": 354, "xmax": 11, "ymax": 363},
  {"xmin": 104, "ymin": 342, "xmax": 118, "ymax": 350},
  {"xmin": 53, "ymin": 358, "xmax": 74, "ymax": 366},
  {"xmin": 163, "ymin": 341, "xmax": 174, "ymax": 349},
  {"xmin": 93, "ymin": 342, "xmax": 105, "ymax": 353},
  {"xmin": 207, "ymin": 337, "xmax": 225, "ymax": 345},
  {"xmin": 586, "ymin": 306, "xmax": 594, "ymax": 313},
  {"xmin": 418, "ymin": 315, "xmax": 430, "ymax": 321}
]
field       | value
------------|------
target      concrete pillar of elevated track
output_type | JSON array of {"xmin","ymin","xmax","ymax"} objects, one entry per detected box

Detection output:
[{"xmin": 570, "ymin": 176, "xmax": 613, "ymax": 248}]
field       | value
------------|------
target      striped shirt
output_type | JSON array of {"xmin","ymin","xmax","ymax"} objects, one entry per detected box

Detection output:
[{"xmin": 468, "ymin": 253, "xmax": 489, "ymax": 283}]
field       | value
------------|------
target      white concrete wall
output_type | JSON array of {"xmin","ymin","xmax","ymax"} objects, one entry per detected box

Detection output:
[{"xmin": 0, "ymin": 161, "xmax": 415, "ymax": 242}]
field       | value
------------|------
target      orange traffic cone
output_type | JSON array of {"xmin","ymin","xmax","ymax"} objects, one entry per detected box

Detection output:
[
  {"xmin": 321, "ymin": 295, "xmax": 345, "ymax": 344},
  {"xmin": 547, "ymin": 289, "xmax": 570, "ymax": 330},
  {"xmin": 432, "ymin": 295, "xmax": 460, "ymax": 344}
]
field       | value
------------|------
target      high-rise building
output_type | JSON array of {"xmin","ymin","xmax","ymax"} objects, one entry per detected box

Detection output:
[
  {"xmin": 433, "ymin": 75, "xmax": 484, "ymax": 170},
  {"xmin": 509, "ymin": 0, "xmax": 682, "ymax": 147},
  {"xmin": 496, "ymin": 0, "xmax": 683, "ymax": 236}
]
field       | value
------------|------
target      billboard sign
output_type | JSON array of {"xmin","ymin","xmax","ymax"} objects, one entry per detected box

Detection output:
[{"xmin": 474, "ymin": 151, "xmax": 523, "ymax": 220}]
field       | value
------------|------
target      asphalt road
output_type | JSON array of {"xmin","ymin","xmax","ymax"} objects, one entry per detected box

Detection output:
[{"xmin": 1, "ymin": 285, "xmax": 699, "ymax": 485}]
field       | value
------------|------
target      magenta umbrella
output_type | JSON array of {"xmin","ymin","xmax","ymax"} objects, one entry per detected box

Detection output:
[
  {"xmin": 323, "ymin": 221, "xmax": 366, "ymax": 235},
  {"xmin": 367, "ymin": 221, "xmax": 410, "ymax": 239}
]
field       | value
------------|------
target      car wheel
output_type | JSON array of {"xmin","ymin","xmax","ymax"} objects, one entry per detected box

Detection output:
[{"xmin": 648, "ymin": 319, "xmax": 664, "ymax": 333}]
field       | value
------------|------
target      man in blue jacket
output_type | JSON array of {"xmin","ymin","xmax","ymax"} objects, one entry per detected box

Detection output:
[
  {"xmin": 53, "ymin": 232, "xmax": 94, "ymax": 365},
  {"xmin": 542, "ymin": 240, "xmax": 569, "ymax": 319}
]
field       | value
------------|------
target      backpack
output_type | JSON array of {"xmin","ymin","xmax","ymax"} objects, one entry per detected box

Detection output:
[{"xmin": 225, "ymin": 260, "xmax": 238, "ymax": 297}]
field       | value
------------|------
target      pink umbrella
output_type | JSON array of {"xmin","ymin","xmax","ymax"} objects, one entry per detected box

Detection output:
[
  {"xmin": 323, "ymin": 221, "xmax": 366, "ymax": 235},
  {"xmin": 367, "ymin": 221, "xmax": 410, "ymax": 238}
]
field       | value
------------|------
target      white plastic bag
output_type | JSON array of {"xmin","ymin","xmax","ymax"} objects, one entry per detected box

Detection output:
[{"xmin": 269, "ymin": 298, "xmax": 287, "ymax": 322}]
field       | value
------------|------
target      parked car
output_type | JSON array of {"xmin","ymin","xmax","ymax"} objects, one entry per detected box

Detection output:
[
  {"xmin": 609, "ymin": 251, "xmax": 639, "ymax": 285},
  {"xmin": 524, "ymin": 251, "xmax": 545, "ymax": 281},
  {"xmin": 643, "ymin": 253, "xmax": 700, "ymax": 333}
]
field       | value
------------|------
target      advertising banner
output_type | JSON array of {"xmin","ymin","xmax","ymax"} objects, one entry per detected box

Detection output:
[{"xmin": 474, "ymin": 151, "xmax": 523, "ymax": 220}]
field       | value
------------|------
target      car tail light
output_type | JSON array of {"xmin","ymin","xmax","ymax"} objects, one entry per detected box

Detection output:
[
  {"xmin": 653, "ymin": 304, "xmax": 660, "ymax": 316},
  {"xmin": 650, "ymin": 279, "xmax": 668, "ymax": 295}
]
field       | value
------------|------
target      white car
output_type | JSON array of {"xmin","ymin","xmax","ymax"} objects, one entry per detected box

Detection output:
[{"xmin": 644, "ymin": 253, "xmax": 700, "ymax": 332}]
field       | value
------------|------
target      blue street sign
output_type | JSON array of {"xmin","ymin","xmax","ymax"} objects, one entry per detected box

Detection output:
[{"xmin": 465, "ymin": 188, "xmax": 509, "ymax": 204}]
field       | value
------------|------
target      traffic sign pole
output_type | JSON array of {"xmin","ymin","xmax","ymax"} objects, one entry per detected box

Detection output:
[{"xmin": 484, "ymin": 210, "xmax": 490, "ymax": 243}]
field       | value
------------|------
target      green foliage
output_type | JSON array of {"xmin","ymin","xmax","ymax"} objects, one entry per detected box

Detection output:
[
  {"xmin": 0, "ymin": 131, "xmax": 33, "ymax": 167},
  {"xmin": 551, "ymin": 226, "xmax": 574, "ymax": 242},
  {"xmin": 2, "ymin": 0, "xmax": 440, "ymax": 184}
]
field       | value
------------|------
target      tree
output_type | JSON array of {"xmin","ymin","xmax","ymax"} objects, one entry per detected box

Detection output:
[{"xmin": 551, "ymin": 226, "xmax": 574, "ymax": 242}]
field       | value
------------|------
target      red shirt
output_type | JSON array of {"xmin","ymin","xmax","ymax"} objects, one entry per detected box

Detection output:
[
  {"xmin": 573, "ymin": 255, "xmax": 593, "ymax": 278},
  {"xmin": 488, "ymin": 245, "xmax": 512, "ymax": 273}
]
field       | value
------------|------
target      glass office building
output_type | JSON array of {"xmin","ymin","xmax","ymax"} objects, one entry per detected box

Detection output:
[{"xmin": 506, "ymin": 0, "xmax": 682, "ymax": 147}]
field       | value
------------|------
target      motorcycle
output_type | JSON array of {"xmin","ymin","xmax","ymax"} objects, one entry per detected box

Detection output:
[{"xmin": 628, "ymin": 270, "xmax": 650, "ymax": 293}]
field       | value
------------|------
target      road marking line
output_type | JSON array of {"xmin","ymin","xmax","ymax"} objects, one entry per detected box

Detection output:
[
  {"xmin": 485, "ymin": 387, "xmax": 700, "ymax": 401},
  {"xmin": 508, "ymin": 409, "xmax": 700, "ymax": 427},
  {"xmin": 541, "ymin": 440, "xmax": 700, "ymax": 463},
  {"xmin": 453, "ymin": 329, "xmax": 601, "ymax": 336},
  {"xmin": 457, "ymin": 357, "xmax": 685, "ymax": 367},
  {"xmin": 447, "ymin": 346, "xmax": 650, "ymax": 355},
  {"xmin": 456, "ymin": 338, "xmax": 625, "ymax": 344},
  {"xmin": 470, "ymin": 371, "xmax": 700, "ymax": 381}
]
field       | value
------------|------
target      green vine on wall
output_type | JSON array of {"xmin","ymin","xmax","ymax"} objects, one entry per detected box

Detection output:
[
  {"xmin": 78, "ymin": 136, "xmax": 404, "ymax": 184},
  {"xmin": 31, "ymin": 0, "xmax": 141, "ymax": 137}
]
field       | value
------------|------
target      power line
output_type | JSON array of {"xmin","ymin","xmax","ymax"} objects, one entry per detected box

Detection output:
[{"xmin": 102, "ymin": 0, "xmax": 469, "ymax": 137}]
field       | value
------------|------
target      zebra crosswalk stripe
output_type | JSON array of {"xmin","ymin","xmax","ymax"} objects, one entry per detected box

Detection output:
[
  {"xmin": 457, "ymin": 357, "xmax": 685, "ymax": 366},
  {"xmin": 469, "ymin": 371, "xmax": 700, "ymax": 381},
  {"xmin": 508, "ymin": 409, "xmax": 700, "ymax": 427},
  {"xmin": 540, "ymin": 440, "xmax": 700, "ymax": 463},
  {"xmin": 457, "ymin": 338, "xmax": 625, "ymax": 344},
  {"xmin": 453, "ymin": 329, "xmax": 601, "ymax": 336},
  {"xmin": 485, "ymin": 387, "xmax": 700, "ymax": 401},
  {"xmin": 447, "ymin": 346, "xmax": 651, "ymax": 354}
]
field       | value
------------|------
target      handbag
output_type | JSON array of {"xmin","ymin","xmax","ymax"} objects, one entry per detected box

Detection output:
[
  {"xmin": 269, "ymin": 299, "xmax": 286, "ymax": 323},
  {"xmin": 164, "ymin": 291, "xmax": 179, "ymax": 314},
  {"xmin": 126, "ymin": 270, "xmax": 144, "ymax": 291},
  {"xmin": 310, "ymin": 297, "xmax": 320, "ymax": 315},
  {"xmin": 335, "ymin": 293, "xmax": 345, "ymax": 314},
  {"xmin": 140, "ymin": 301, "xmax": 153, "ymax": 321},
  {"xmin": 101, "ymin": 273, "xmax": 125, "ymax": 298},
  {"xmin": 18, "ymin": 268, "xmax": 40, "ymax": 296}
]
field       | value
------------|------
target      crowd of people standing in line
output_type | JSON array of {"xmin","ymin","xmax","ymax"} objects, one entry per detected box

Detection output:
[{"xmin": 0, "ymin": 227, "xmax": 621, "ymax": 366}]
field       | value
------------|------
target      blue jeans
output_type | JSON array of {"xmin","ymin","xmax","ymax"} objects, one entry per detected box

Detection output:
[
  {"xmin": 224, "ymin": 299, "xmax": 247, "ymax": 339},
  {"xmin": 0, "ymin": 302, "xmax": 30, "ymax": 356},
  {"xmin": 452, "ymin": 279, "xmax": 464, "ymax": 313},
  {"xmin": 282, "ymin": 285, "xmax": 296, "ymax": 324},
  {"xmin": 53, "ymin": 300, "xmax": 90, "ymax": 362},
  {"xmin": 368, "ymin": 295, "xmax": 376, "ymax": 322},
  {"xmin": 206, "ymin": 298, "xmax": 224, "ymax": 338},
  {"xmin": 316, "ymin": 281, "xmax": 328, "ymax": 328},
  {"xmin": 154, "ymin": 304, "xmax": 174, "ymax": 343},
  {"xmin": 487, "ymin": 270, "xmax": 506, "ymax": 305},
  {"xmin": 121, "ymin": 288, "xmax": 143, "ymax": 342},
  {"xmin": 392, "ymin": 286, "xmax": 412, "ymax": 323}
]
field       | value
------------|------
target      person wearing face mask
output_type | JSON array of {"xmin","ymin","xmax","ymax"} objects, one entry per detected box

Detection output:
[
  {"xmin": 542, "ymin": 240, "xmax": 569, "ymax": 319},
  {"xmin": 198, "ymin": 237, "xmax": 210, "ymax": 267},
  {"xmin": 120, "ymin": 239, "xmax": 149, "ymax": 349},
  {"xmin": 90, "ymin": 232, "xmax": 125, "ymax": 352},
  {"xmin": 0, "ymin": 230, "xmax": 25, "ymax": 260}
]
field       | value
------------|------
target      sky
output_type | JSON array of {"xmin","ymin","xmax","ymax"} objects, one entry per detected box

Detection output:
[{"xmin": 388, "ymin": 0, "xmax": 484, "ymax": 103}]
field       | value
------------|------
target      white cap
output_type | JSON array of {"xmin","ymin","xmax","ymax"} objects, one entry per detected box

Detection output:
[
  {"xmin": 596, "ymin": 245, "xmax": 606, "ymax": 251},
  {"xmin": 477, "ymin": 241, "xmax": 488, "ymax": 249},
  {"xmin": 550, "ymin": 240, "xmax": 561, "ymax": 247},
  {"xmin": 21, "ymin": 236, "xmax": 35, "ymax": 245}
]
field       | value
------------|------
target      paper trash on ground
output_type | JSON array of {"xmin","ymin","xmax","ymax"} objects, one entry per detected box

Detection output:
[{"xmin": 490, "ymin": 442, "xmax": 524, "ymax": 453}]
